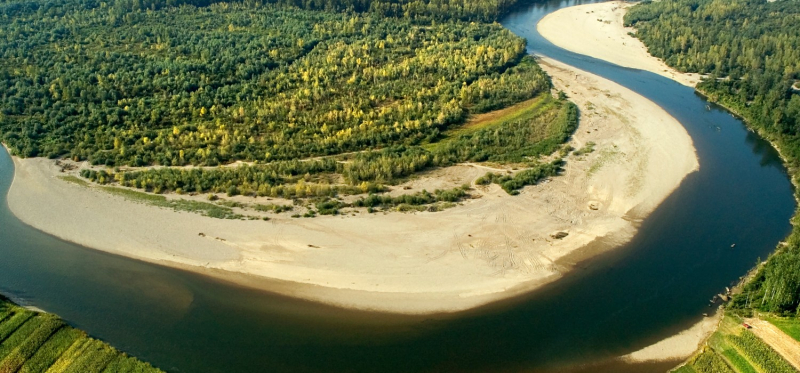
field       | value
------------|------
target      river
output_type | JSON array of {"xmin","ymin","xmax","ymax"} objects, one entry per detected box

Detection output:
[{"xmin": 0, "ymin": 0, "xmax": 795, "ymax": 372}]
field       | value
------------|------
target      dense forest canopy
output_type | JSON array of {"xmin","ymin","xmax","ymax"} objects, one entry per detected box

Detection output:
[
  {"xmin": 0, "ymin": 0, "xmax": 576, "ymax": 213},
  {"xmin": 626, "ymin": 0, "xmax": 800, "ymax": 160},
  {"xmin": 626, "ymin": 0, "xmax": 800, "ymax": 315},
  {"xmin": 0, "ymin": 0, "xmax": 537, "ymax": 164}
]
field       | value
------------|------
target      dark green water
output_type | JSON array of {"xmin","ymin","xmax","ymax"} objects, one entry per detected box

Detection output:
[{"xmin": 0, "ymin": 1, "xmax": 796, "ymax": 372}]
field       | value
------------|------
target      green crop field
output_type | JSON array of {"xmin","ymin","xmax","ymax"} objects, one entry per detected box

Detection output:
[
  {"xmin": 672, "ymin": 316, "xmax": 797, "ymax": 373},
  {"xmin": 0, "ymin": 297, "xmax": 162, "ymax": 373}
]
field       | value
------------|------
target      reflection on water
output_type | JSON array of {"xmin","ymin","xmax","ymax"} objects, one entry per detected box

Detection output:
[{"xmin": 0, "ymin": 0, "xmax": 796, "ymax": 371}]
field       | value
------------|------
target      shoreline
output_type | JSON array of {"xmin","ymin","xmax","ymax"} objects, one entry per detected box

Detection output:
[
  {"xmin": 622, "ymin": 309, "xmax": 723, "ymax": 363},
  {"xmin": 4, "ymin": 54, "xmax": 698, "ymax": 315},
  {"xmin": 537, "ymin": 1, "xmax": 784, "ymax": 365},
  {"xmin": 537, "ymin": 1, "xmax": 700, "ymax": 88}
]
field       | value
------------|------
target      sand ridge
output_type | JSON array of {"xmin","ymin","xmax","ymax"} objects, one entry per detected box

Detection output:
[{"xmin": 538, "ymin": 1, "xmax": 701, "ymax": 87}]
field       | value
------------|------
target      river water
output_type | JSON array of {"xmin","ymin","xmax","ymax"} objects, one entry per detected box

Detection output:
[{"xmin": 0, "ymin": 0, "xmax": 795, "ymax": 372}]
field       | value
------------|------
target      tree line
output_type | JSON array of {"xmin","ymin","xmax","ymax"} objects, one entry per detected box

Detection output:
[{"xmin": 83, "ymin": 96, "xmax": 576, "ymax": 197}]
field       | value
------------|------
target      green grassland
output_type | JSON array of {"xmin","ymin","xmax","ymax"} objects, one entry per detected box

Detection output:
[
  {"xmin": 764, "ymin": 316, "xmax": 800, "ymax": 343},
  {"xmin": 672, "ymin": 315, "xmax": 796, "ymax": 373},
  {"xmin": 0, "ymin": 296, "xmax": 162, "ymax": 373}
]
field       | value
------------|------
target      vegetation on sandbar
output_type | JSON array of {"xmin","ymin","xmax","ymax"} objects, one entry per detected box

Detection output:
[{"xmin": 0, "ymin": 0, "xmax": 579, "ymax": 215}]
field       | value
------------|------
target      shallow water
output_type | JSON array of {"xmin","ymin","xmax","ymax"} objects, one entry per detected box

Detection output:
[{"xmin": 0, "ymin": 0, "xmax": 795, "ymax": 372}]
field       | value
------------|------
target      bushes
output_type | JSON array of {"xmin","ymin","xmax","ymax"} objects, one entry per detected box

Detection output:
[
  {"xmin": 353, "ymin": 185, "xmax": 470, "ymax": 210},
  {"xmin": 76, "ymin": 95, "xmax": 576, "ymax": 213},
  {"xmin": 475, "ymin": 160, "xmax": 563, "ymax": 194},
  {"xmin": 315, "ymin": 199, "xmax": 344, "ymax": 215}
]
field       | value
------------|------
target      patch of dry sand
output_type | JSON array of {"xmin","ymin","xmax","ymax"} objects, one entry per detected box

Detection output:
[
  {"xmin": 538, "ymin": 1, "xmax": 700, "ymax": 87},
  {"xmin": 623, "ymin": 313, "xmax": 721, "ymax": 363},
  {"xmin": 5, "ymin": 60, "xmax": 697, "ymax": 314}
]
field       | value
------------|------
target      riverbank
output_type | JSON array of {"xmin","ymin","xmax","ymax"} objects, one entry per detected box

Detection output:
[
  {"xmin": 537, "ymin": 1, "xmax": 700, "ymax": 87},
  {"xmin": 5, "ymin": 61, "xmax": 697, "ymax": 315},
  {"xmin": 622, "ymin": 311, "xmax": 722, "ymax": 363}
]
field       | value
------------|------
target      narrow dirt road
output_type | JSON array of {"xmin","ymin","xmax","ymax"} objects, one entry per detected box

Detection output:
[{"xmin": 744, "ymin": 318, "xmax": 800, "ymax": 371}]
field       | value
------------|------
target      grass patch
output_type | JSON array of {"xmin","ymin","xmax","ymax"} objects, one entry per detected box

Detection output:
[
  {"xmin": 425, "ymin": 96, "xmax": 577, "ymax": 165},
  {"xmin": 720, "ymin": 349, "xmax": 758, "ymax": 373},
  {"xmin": 100, "ymin": 187, "xmax": 243, "ymax": 219},
  {"xmin": 443, "ymin": 95, "xmax": 549, "ymax": 139},
  {"xmin": 99, "ymin": 187, "xmax": 166, "ymax": 204},
  {"xmin": 764, "ymin": 316, "xmax": 800, "ymax": 342},
  {"xmin": 57, "ymin": 176, "xmax": 90, "ymax": 187},
  {"xmin": 587, "ymin": 147, "xmax": 621, "ymax": 177},
  {"xmin": 573, "ymin": 141, "xmax": 596, "ymax": 156}
]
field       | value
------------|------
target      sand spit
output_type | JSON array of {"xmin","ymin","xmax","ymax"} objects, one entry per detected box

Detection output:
[
  {"xmin": 6, "ymin": 61, "xmax": 697, "ymax": 314},
  {"xmin": 623, "ymin": 312, "xmax": 722, "ymax": 363},
  {"xmin": 538, "ymin": 1, "xmax": 700, "ymax": 87}
]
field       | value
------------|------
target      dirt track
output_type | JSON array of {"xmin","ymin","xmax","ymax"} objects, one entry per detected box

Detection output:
[{"xmin": 745, "ymin": 318, "xmax": 800, "ymax": 371}]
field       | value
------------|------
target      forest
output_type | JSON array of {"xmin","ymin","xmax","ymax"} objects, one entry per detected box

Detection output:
[
  {"xmin": 0, "ymin": 0, "xmax": 576, "ymax": 214},
  {"xmin": 0, "ymin": 0, "xmax": 538, "ymax": 164},
  {"xmin": 626, "ymin": 0, "xmax": 800, "ymax": 315}
]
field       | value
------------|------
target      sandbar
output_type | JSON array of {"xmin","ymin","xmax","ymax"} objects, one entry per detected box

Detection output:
[{"xmin": 6, "ymin": 57, "xmax": 698, "ymax": 315}]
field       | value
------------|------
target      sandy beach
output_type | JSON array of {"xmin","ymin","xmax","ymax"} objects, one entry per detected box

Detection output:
[
  {"xmin": 623, "ymin": 312, "xmax": 722, "ymax": 363},
  {"xmin": 538, "ymin": 1, "xmax": 701, "ymax": 87},
  {"xmin": 6, "ymin": 54, "xmax": 697, "ymax": 314}
]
